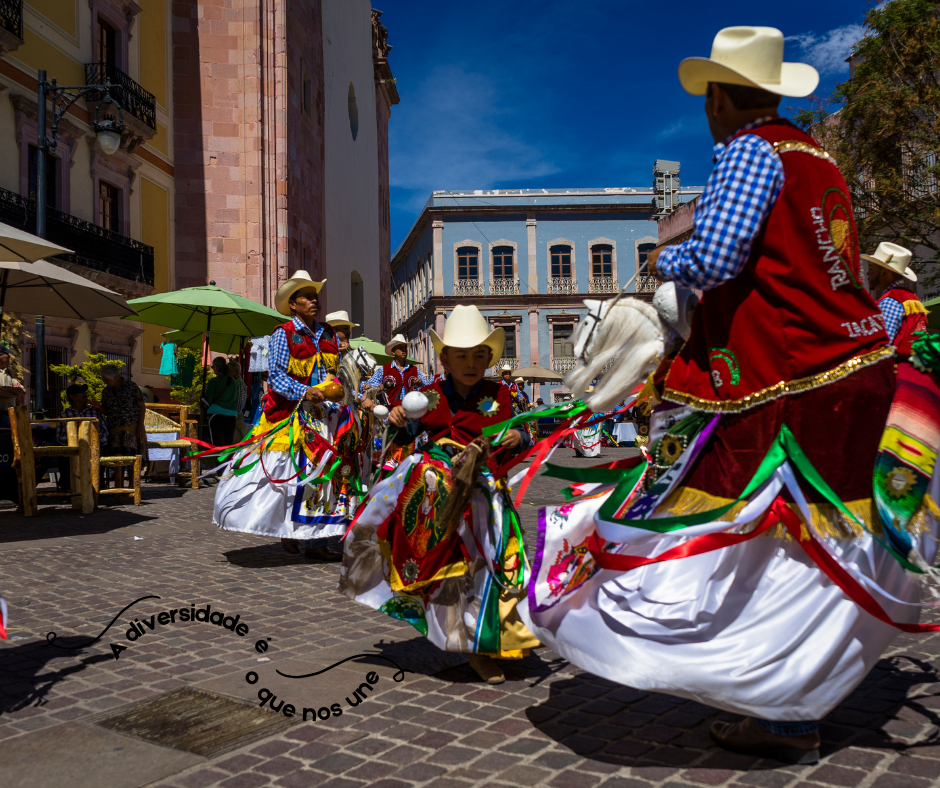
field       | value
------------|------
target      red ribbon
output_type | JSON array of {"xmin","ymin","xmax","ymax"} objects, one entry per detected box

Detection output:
[{"xmin": 588, "ymin": 497, "xmax": 940, "ymax": 634}]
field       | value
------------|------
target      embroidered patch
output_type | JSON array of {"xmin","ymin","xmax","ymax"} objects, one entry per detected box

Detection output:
[
  {"xmin": 811, "ymin": 190, "xmax": 861, "ymax": 291},
  {"xmin": 658, "ymin": 434, "xmax": 687, "ymax": 466},
  {"xmin": 477, "ymin": 397, "xmax": 500, "ymax": 417},
  {"xmin": 708, "ymin": 348, "xmax": 740, "ymax": 388},
  {"xmin": 884, "ymin": 466, "xmax": 916, "ymax": 499},
  {"xmin": 383, "ymin": 375, "xmax": 397, "ymax": 391},
  {"xmin": 402, "ymin": 558, "xmax": 420, "ymax": 583},
  {"xmin": 424, "ymin": 389, "xmax": 441, "ymax": 412}
]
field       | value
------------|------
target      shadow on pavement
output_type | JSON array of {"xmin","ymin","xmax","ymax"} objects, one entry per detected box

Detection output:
[
  {"xmin": 0, "ymin": 506, "xmax": 160, "ymax": 543},
  {"xmin": 517, "ymin": 654, "xmax": 940, "ymax": 773},
  {"xmin": 0, "ymin": 637, "xmax": 112, "ymax": 715},
  {"xmin": 223, "ymin": 543, "xmax": 309, "ymax": 568}
]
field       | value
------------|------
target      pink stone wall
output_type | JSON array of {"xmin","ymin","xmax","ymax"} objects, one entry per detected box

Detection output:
[
  {"xmin": 376, "ymin": 84, "xmax": 392, "ymax": 341},
  {"xmin": 657, "ymin": 195, "xmax": 699, "ymax": 247}
]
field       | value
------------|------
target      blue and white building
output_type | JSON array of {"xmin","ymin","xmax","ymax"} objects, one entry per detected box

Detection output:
[{"xmin": 391, "ymin": 186, "xmax": 701, "ymax": 402}]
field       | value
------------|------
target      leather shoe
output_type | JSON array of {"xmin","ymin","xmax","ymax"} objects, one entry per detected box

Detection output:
[
  {"xmin": 304, "ymin": 545, "xmax": 342, "ymax": 561},
  {"xmin": 709, "ymin": 717, "xmax": 820, "ymax": 764},
  {"xmin": 469, "ymin": 654, "xmax": 505, "ymax": 684}
]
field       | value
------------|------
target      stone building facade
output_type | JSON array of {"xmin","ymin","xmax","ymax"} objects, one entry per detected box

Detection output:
[
  {"xmin": 172, "ymin": 0, "xmax": 397, "ymax": 340},
  {"xmin": 391, "ymin": 187, "xmax": 701, "ymax": 402}
]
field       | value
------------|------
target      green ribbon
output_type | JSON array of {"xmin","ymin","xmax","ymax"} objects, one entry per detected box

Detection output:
[{"xmin": 481, "ymin": 400, "xmax": 589, "ymax": 440}]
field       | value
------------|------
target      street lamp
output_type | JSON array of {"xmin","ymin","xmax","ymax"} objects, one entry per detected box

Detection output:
[{"xmin": 33, "ymin": 68, "xmax": 125, "ymax": 414}]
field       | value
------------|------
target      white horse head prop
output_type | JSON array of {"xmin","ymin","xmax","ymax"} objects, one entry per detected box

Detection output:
[{"xmin": 565, "ymin": 284, "xmax": 699, "ymax": 413}]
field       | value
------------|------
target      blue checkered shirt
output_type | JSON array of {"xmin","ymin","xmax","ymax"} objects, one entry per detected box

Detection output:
[
  {"xmin": 877, "ymin": 280, "xmax": 912, "ymax": 343},
  {"xmin": 268, "ymin": 317, "xmax": 332, "ymax": 401},
  {"xmin": 656, "ymin": 118, "xmax": 784, "ymax": 290},
  {"xmin": 363, "ymin": 360, "xmax": 429, "ymax": 391}
]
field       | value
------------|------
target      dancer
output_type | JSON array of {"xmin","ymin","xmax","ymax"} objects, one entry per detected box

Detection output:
[
  {"xmin": 325, "ymin": 310, "xmax": 358, "ymax": 354},
  {"xmin": 364, "ymin": 334, "xmax": 428, "ymax": 408},
  {"xmin": 340, "ymin": 305, "xmax": 538, "ymax": 684},
  {"xmin": 213, "ymin": 271, "xmax": 368, "ymax": 561},
  {"xmin": 521, "ymin": 26, "xmax": 940, "ymax": 764},
  {"xmin": 866, "ymin": 242, "xmax": 927, "ymax": 356}
]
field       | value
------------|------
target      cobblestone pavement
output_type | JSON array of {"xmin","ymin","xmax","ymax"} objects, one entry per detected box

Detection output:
[{"xmin": 2, "ymin": 448, "xmax": 940, "ymax": 788}]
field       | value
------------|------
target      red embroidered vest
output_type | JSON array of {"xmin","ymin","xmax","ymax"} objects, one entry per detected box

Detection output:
[
  {"xmin": 417, "ymin": 379, "xmax": 514, "ymax": 471},
  {"xmin": 878, "ymin": 288, "xmax": 927, "ymax": 359},
  {"xmin": 382, "ymin": 362, "xmax": 422, "ymax": 407},
  {"xmin": 261, "ymin": 321, "xmax": 338, "ymax": 422},
  {"xmin": 664, "ymin": 120, "xmax": 891, "ymax": 413}
]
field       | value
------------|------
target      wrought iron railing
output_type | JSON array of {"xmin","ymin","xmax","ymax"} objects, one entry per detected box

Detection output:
[
  {"xmin": 85, "ymin": 62, "xmax": 156, "ymax": 131},
  {"xmin": 454, "ymin": 278, "xmax": 484, "ymax": 297},
  {"xmin": 0, "ymin": 185, "xmax": 154, "ymax": 285},
  {"xmin": 547, "ymin": 277, "xmax": 577, "ymax": 294},
  {"xmin": 0, "ymin": 0, "xmax": 22, "ymax": 39},
  {"xmin": 489, "ymin": 277, "xmax": 520, "ymax": 296},
  {"xmin": 495, "ymin": 357, "xmax": 518, "ymax": 372},
  {"xmin": 552, "ymin": 356, "xmax": 578, "ymax": 374},
  {"xmin": 636, "ymin": 275, "xmax": 659, "ymax": 293},
  {"xmin": 588, "ymin": 276, "xmax": 618, "ymax": 294}
]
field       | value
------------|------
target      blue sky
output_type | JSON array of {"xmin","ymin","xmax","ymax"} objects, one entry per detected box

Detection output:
[{"xmin": 378, "ymin": 0, "xmax": 876, "ymax": 252}]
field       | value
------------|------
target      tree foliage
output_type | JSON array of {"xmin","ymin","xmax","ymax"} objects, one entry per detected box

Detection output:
[
  {"xmin": 0, "ymin": 312, "xmax": 25, "ymax": 381},
  {"xmin": 49, "ymin": 352, "xmax": 124, "ymax": 408},
  {"xmin": 793, "ymin": 0, "xmax": 940, "ymax": 290},
  {"xmin": 169, "ymin": 347, "xmax": 213, "ymax": 408}
]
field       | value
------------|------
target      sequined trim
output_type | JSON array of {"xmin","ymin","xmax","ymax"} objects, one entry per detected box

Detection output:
[
  {"xmin": 663, "ymin": 346, "xmax": 894, "ymax": 414},
  {"xmin": 773, "ymin": 139, "xmax": 837, "ymax": 165}
]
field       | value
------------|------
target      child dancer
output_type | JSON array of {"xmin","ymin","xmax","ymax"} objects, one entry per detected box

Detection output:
[{"xmin": 340, "ymin": 305, "xmax": 538, "ymax": 684}]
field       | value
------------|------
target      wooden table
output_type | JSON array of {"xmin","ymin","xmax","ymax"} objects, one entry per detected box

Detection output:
[{"xmin": 8, "ymin": 407, "xmax": 101, "ymax": 516}]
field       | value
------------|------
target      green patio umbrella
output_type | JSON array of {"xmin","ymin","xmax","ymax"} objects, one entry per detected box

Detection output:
[
  {"xmin": 925, "ymin": 296, "xmax": 940, "ymax": 332},
  {"xmin": 163, "ymin": 329, "xmax": 246, "ymax": 355},
  {"xmin": 349, "ymin": 336, "xmax": 421, "ymax": 366},
  {"xmin": 125, "ymin": 281, "xmax": 286, "ymax": 408}
]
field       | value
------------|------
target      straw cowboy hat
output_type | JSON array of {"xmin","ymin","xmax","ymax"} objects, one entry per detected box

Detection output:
[
  {"xmin": 861, "ymin": 242, "xmax": 917, "ymax": 283},
  {"xmin": 385, "ymin": 333, "xmax": 409, "ymax": 355},
  {"xmin": 678, "ymin": 26, "xmax": 819, "ymax": 98},
  {"xmin": 430, "ymin": 305, "xmax": 505, "ymax": 360},
  {"xmin": 514, "ymin": 377, "xmax": 524, "ymax": 384},
  {"xmin": 500, "ymin": 364, "xmax": 513, "ymax": 374},
  {"xmin": 274, "ymin": 270, "xmax": 327, "ymax": 316},
  {"xmin": 324, "ymin": 310, "xmax": 359, "ymax": 329}
]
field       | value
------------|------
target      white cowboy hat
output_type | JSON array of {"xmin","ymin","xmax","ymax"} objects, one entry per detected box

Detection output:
[
  {"xmin": 514, "ymin": 377, "xmax": 524, "ymax": 384},
  {"xmin": 324, "ymin": 310, "xmax": 359, "ymax": 329},
  {"xmin": 430, "ymin": 304, "xmax": 505, "ymax": 361},
  {"xmin": 274, "ymin": 270, "xmax": 326, "ymax": 316},
  {"xmin": 679, "ymin": 27, "xmax": 819, "ymax": 98},
  {"xmin": 861, "ymin": 242, "xmax": 917, "ymax": 283},
  {"xmin": 500, "ymin": 364, "xmax": 513, "ymax": 374},
  {"xmin": 385, "ymin": 333, "xmax": 409, "ymax": 355}
]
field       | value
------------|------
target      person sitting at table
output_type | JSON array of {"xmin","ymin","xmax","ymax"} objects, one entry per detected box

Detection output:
[
  {"xmin": 0, "ymin": 342, "xmax": 25, "ymax": 428},
  {"xmin": 99, "ymin": 364, "xmax": 147, "ymax": 463},
  {"xmin": 55, "ymin": 383, "xmax": 109, "ymax": 492}
]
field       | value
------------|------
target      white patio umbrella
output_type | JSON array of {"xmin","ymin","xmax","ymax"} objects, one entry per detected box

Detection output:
[
  {"xmin": 0, "ymin": 220, "xmax": 72, "ymax": 264},
  {"xmin": 0, "ymin": 259, "xmax": 136, "ymax": 320}
]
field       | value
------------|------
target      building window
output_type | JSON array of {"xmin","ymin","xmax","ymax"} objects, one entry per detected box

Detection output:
[
  {"xmin": 502, "ymin": 327, "xmax": 517, "ymax": 359},
  {"xmin": 98, "ymin": 17, "xmax": 117, "ymax": 68},
  {"xmin": 457, "ymin": 247, "xmax": 479, "ymax": 280},
  {"xmin": 27, "ymin": 145, "xmax": 58, "ymax": 210},
  {"xmin": 492, "ymin": 246, "xmax": 514, "ymax": 279},
  {"xmin": 99, "ymin": 181, "xmax": 121, "ymax": 232},
  {"xmin": 591, "ymin": 244, "xmax": 613, "ymax": 278},
  {"xmin": 638, "ymin": 242, "xmax": 656, "ymax": 275},
  {"xmin": 552, "ymin": 323, "xmax": 574, "ymax": 357},
  {"xmin": 550, "ymin": 245, "xmax": 572, "ymax": 278}
]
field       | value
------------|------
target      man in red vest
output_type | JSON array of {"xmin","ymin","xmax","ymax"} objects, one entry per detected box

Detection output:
[
  {"xmin": 364, "ymin": 333, "xmax": 429, "ymax": 407},
  {"xmin": 865, "ymin": 242, "xmax": 927, "ymax": 358}
]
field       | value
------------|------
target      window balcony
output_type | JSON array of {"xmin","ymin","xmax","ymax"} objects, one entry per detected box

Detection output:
[
  {"xmin": 489, "ymin": 277, "xmax": 520, "ymax": 296},
  {"xmin": 547, "ymin": 277, "xmax": 577, "ymax": 294},
  {"xmin": 0, "ymin": 185, "xmax": 154, "ymax": 286},
  {"xmin": 636, "ymin": 275, "xmax": 660, "ymax": 293},
  {"xmin": 588, "ymin": 276, "xmax": 618, "ymax": 294},
  {"xmin": 552, "ymin": 356, "xmax": 578, "ymax": 374},
  {"xmin": 454, "ymin": 279, "xmax": 484, "ymax": 297},
  {"xmin": 495, "ymin": 357, "xmax": 518, "ymax": 372},
  {"xmin": 85, "ymin": 62, "xmax": 157, "ymax": 133},
  {"xmin": 0, "ymin": 0, "xmax": 23, "ymax": 55}
]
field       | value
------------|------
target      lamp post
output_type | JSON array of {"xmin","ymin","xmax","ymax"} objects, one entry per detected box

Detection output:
[{"xmin": 33, "ymin": 69, "xmax": 124, "ymax": 415}]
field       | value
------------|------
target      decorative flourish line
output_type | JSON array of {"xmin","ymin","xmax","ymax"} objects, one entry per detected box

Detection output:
[
  {"xmin": 43, "ymin": 595, "xmax": 162, "ymax": 650},
  {"xmin": 276, "ymin": 653, "xmax": 414, "ymax": 683}
]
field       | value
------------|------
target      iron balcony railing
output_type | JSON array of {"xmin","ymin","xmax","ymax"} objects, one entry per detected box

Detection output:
[
  {"xmin": 454, "ymin": 278, "xmax": 485, "ymax": 297},
  {"xmin": 85, "ymin": 62, "xmax": 156, "ymax": 131},
  {"xmin": 0, "ymin": 185, "xmax": 154, "ymax": 285},
  {"xmin": 588, "ymin": 276, "xmax": 618, "ymax": 294},
  {"xmin": 0, "ymin": 0, "xmax": 22, "ymax": 40},
  {"xmin": 636, "ymin": 275, "xmax": 660, "ymax": 293},
  {"xmin": 489, "ymin": 277, "xmax": 520, "ymax": 296},
  {"xmin": 547, "ymin": 277, "xmax": 577, "ymax": 294},
  {"xmin": 552, "ymin": 356, "xmax": 578, "ymax": 374},
  {"xmin": 495, "ymin": 357, "xmax": 518, "ymax": 372}
]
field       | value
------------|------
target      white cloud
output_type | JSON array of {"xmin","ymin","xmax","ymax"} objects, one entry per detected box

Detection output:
[
  {"xmin": 389, "ymin": 65, "xmax": 561, "ymax": 208},
  {"xmin": 786, "ymin": 24, "xmax": 865, "ymax": 75}
]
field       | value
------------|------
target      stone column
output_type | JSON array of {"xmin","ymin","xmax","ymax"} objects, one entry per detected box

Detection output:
[
  {"xmin": 432, "ymin": 216, "xmax": 444, "ymax": 297},
  {"xmin": 529, "ymin": 306, "xmax": 540, "ymax": 400},
  {"xmin": 526, "ymin": 213, "xmax": 537, "ymax": 294},
  {"xmin": 434, "ymin": 309, "xmax": 446, "ymax": 374}
]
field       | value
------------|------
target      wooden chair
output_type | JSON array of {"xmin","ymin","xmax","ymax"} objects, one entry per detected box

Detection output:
[
  {"xmin": 8, "ymin": 405, "xmax": 96, "ymax": 516},
  {"xmin": 98, "ymin": 454, "xmax": 142, "ymax": 505},
  {"xmin": 144, "ymin": 403, "xmax": 200, "ymax": 489}
]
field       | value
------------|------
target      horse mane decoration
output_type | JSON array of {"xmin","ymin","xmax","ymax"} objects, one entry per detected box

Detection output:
[
  {"xmin": 339, "ymin": 346, "xmax": 378, "ymax": 409},
  {"xmin": 566, "ymin": 282, "xmax": 699, "ymax": 413}
]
